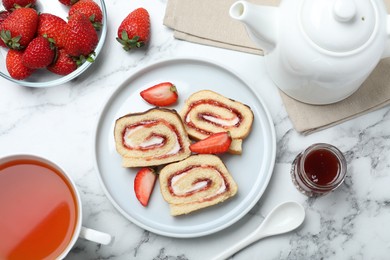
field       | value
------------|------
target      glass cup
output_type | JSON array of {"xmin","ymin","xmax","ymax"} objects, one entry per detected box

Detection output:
[{"xmin": 290, "ymin": 143, "xmax": 347, "ymax": 197}]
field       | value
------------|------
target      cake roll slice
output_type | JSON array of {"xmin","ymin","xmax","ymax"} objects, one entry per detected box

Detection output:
[
  {"xmin": 159, "ymin": 154, "xmax": 238, "ymax": 216},
  {"xmin": 114, "ymin": 108, "xmax": 192, "ymax": 167},
  {"xmin": 180, "ymin": 90, "xmax": 254, "ymax": 154}
]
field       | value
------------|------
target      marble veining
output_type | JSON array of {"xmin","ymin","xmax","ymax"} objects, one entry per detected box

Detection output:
[{"xmin": 1, "ymin": 0, "xmax": 390, "ymax": 259}]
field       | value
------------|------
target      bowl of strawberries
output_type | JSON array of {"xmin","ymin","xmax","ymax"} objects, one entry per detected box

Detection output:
[{"xmin": 0, "ymin": 0, "xmax": 107, "ymax": 87}]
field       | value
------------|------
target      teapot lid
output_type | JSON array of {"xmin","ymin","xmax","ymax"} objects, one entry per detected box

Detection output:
[{"xmin": 300, "ymin": 0, "xmax": 377, "ymax": 54}]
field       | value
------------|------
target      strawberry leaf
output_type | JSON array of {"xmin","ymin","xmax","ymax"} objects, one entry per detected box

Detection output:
[{"xmin": 116, "ymin": 31, "xmax": 144, "ymax": 51}]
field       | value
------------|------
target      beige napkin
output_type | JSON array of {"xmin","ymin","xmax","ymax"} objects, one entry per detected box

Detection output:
[{"xmin": 164, "ymin": 0, "xmax": 390, "ymax": 135}]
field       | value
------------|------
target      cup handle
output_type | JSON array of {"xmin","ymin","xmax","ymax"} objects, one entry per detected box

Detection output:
[{"xmin": 79, "ymin": 226, "xmax": 114, "ymax": 245}]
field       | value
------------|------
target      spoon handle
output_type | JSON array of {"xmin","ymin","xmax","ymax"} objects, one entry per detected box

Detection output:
[{"xmin": 212, "ymin": 231, "xmax": 264, "ymax": 260}]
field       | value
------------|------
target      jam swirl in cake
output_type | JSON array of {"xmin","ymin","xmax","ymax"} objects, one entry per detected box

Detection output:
[
  {"xmin": 159, "ymin": 154, "xmax": 238, "ymax": 216},
  {"xmin": 121, "ymin": 119, "xmax": 184, "ymax": 159},
  {"xmin": 184, "ymin": 99, "xmax": 243, "ymax": 135},
  {"xmin": 114, "ymin": 108, "xmax": 191, "ymax": 167},
  {"xmin": 180, "ymin": 90, "xmax": 254, "ymax": 154},
  {"xmin": 167, "ymin": 165, "xmax": 230, "ymax": 202}
]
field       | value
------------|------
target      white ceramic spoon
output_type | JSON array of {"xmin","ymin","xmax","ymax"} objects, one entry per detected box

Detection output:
[{"xmin": 212, "ymin": 201, "xmax": 305, "ymax": 260}]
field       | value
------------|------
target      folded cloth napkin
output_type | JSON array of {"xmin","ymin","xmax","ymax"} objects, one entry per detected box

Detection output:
[{"xmin": 164, "ymin": 0, "xmax": 390, "ymax": 135}]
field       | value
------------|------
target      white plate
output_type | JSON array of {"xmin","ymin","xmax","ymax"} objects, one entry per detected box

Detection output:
[{"xmin": 93, "ymin": 58, "xmax": 276, "ymax": 238}]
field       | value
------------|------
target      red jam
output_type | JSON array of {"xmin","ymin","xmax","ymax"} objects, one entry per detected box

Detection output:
[
  {"xmin": 291, "ymin": 143, "xmax": 347, "ymax": 197},
  {"xmin": 304, "ymin": 149, "xmax": 340, "ymax": 185}
]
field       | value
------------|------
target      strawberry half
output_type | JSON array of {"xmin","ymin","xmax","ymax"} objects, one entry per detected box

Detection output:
[
  {"xmin": 134, "ymin": 167, "xmax": 157, "ymax": 207},
  {"xmin": 190, "ymin": 132, "xmax": 232, "ymax": 154},
  {"xmin": 140, "ymin": 82, "xmax": 178, "ymax": 106}
]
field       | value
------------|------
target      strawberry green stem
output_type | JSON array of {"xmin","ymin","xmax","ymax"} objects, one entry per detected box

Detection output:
[{"xmin": 116, "ymin": 31, "xmax": 144, "ymax": 51}]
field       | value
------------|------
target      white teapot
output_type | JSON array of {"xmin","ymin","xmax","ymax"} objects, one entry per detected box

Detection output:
[{"xmin": 229, "ymin": 0, "xmax": 390, "ymax": 104}]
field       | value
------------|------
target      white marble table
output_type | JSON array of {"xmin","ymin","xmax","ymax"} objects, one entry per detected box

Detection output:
[{"xmin": 1, "ymin": 0, "xmax": 390, "ymax": 259}]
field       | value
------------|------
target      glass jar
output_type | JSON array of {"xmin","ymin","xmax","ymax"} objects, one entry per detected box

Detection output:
[{"xmin": 290, "ymin": 143, "xmax": 347, "ymax": 197}]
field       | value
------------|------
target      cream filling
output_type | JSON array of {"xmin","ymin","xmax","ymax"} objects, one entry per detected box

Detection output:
[
  {"xmin": 202, "ymin": 114, "xmax": 239, "ymax": 127},
  {"xmin": 140, "ymin": 136, "xmax": 164, "ymax": 148},
  {"xmin": 185, "ymin": 114, "xmax": 191, "ymax": 123},
  {"xmin": 171, "ymin": 172, "xmax": 208, "ymax": 195},
  {"xmin": 166, "ymin": 141, "xmax": 180, "ymax": 155},
  {"xmin": 124, "ymin": 126, "xmax": 143, "ymax": 148},
  {"xmin": 186, "ymin": 113, "xmax": 239, "ymax": 127}
]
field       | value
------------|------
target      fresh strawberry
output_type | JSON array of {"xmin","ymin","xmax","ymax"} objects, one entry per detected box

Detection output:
[
  {"xmin": 0, "ymin": 11, "xmax": 10, "ymax": 47},
  {"xmin": 37, "ymin": 13, "xmax": 68, "ymax": 49},
  {"xmin": 2, "ymin": 0, "xmax": 36, "ymax": 11},
  {"xmin": 134, "ymin": 167, "xmax": 157, "ymax": 207},
  {"xmin": 0, "ymin": 7, "xmax": 38, "ymax": 50},
  {"xmin": 140, "ymin": 82, "xmax": 178, "ymax": 106},
  {"xmin": 22, "ymin": 36, "xmax": 56, "ymax": 69},
  {"xmin": 190, "ymin": 132, "xmax": 232, "ymax": 154},
  {"xmin": 6, "ymin": 49, "xmax": 34, "ymax": 79},
  {"xmin": 64, "ymin": 11, "xmax": 98, "ymax": 57},
  {"xmin": 69, "ymin": 0, "xmax": 103, "ymax": 30},
  {"xmin": 58, "ymin": 0, "xmax": 78, "ymax": 6},
  {"xmin": 0, "ymin": 10, "xmax": 10, "ymax": 23},
  {"xmin": 47, "ymin": 48, "xmax": 77, "ymax": 75},
  {"xmin": 116, "ymin": 8, "xmax": 150, "ymax": 51}
]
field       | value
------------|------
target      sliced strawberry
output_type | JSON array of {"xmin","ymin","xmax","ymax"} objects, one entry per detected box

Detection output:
[
  {"xmin": 134, "ymin": 167, "xmax": 157, "ymax": 207},
  {"xmin": 140, "ymin": 82, "xmax": 178, "ymax": 106},
  {"xmin": 190, "ymin": 132, "xmax": 232, "ymax": 154}
]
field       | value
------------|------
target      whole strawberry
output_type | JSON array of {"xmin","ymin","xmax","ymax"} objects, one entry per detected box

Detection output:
[
  {"xmin": 58, "ymin": 0, "xmax": 78, "ymax": 6},
  {"xmin": 2, "ymin": 0, "xmax": 36, "ymax": 11},
  {"xmin": 0, "ymin": 10, "xmax": 10, "ymax": 23},
  {"xmin": 117, "ymin": 8, "xmax": 150, "ymax": 51},
  {"xmin": 37, "ymin": 13, "xmax": 68, "ymax": 49},
  {"xmin": 22, "ymin": 36, "xmax": 56, "ymax": 69},
  {"xmin": 0, "ymin": 7, "xmax": 38, "ymax": 50},
  {"xmin": 6, "ymin": 49, "xmax": 34, "ymax": 80},
  {"xmin": 0, "ymin": 11, "xmax": 10, "ymax": 47},
  {"xmin": 69, "ymin": 0, "xmax": 103, "ymax": 30},
  {"xmin": 47, "ymin": 49, "xmax": 77, "ymax": 75},
  {"xmin": 64, "ymin": 12, "xmax": 98, "ymax": 57}
]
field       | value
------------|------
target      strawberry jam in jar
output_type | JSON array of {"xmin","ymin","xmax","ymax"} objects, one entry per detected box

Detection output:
[{"xmin": 291, "ymin": 143, "xmax": 347, "ymax": 197}]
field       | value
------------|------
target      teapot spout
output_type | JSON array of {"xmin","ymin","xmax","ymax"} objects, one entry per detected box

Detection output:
[{"xmin": 229, "ymin": 0, "xmax": 278, "ymax": 54}]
